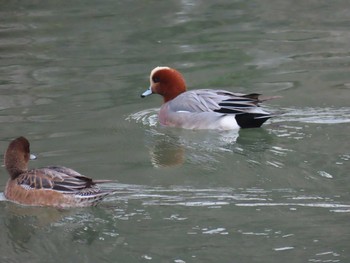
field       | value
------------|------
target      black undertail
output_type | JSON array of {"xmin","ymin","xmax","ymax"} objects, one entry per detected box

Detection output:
[{"xmin": 234, "ymin": 113, "xmax": 271, "ymax": 128}]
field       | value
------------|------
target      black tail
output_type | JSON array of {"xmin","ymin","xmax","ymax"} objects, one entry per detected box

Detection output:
[{"xmin": 235, "ymin": 113, "xmax": 271, "ymax": 128}]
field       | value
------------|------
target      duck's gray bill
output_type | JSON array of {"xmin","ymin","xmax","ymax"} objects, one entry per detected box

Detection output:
[
  {"xmin": 141, "ymin": 87, "xmax": 153, "ymax": 98},
  {"xmin": 30, "ymin": 154, "xmax": 37, "ymax": 160}
]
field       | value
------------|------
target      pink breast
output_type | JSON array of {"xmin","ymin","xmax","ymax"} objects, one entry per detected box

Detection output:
[{"xmin": 158, "ymin": 104, "xmax": 168, "ymax": 126}]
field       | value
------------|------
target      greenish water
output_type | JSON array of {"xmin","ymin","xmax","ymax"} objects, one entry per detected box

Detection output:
[{"xmin": 1, "ymin": 0, "xmax": 350, "ymax": 262}]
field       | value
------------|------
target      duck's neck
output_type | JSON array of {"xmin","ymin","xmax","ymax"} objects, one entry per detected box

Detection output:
[
  {"xmin": 162, "ymin": 78, "xmax": 187, "ymax": 103},
  {"xmin": 163, "ymin": 88, "xmax": 185, "ymax": 103},
  {"xmin": 6, "ymin": 167, "xmax": 26, "ymax": 179},
  {"xmin": 5, "ymin": 156, "xmax": 28, "ymax": 179}
]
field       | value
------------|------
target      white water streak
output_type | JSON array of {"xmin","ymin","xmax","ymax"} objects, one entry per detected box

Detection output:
[{"xmin": 272, "ymin": 107, "xmax": 350, "ymax": 124}]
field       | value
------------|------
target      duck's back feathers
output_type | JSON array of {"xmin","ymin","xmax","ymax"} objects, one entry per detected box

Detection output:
[{"xmin": 165, "ymin": 90, "xmax": 273, "ymax": 129}]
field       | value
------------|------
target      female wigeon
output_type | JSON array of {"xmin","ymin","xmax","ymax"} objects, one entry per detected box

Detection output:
[
  {"xmin": 141, "ymin": 66, "xmax": 279, "ymax": 130},
  {"xmin": 4, "ymin": 136, "xmax": 115, "ymax": 208}
]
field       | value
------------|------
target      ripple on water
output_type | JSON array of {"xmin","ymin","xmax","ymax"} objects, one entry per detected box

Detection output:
[
  {"xmin": 127, "ymin": 108, "xmax": 159, "ymax": 127},
  {"xmin": 272, "ymin": 107, "xmax": 350, "ymax": 124},
  {"xmin": 0, "ymin": 193, "xmax": 6, "ymax": 201},
  {"xmin": 268, "ymin": 106, "xmax": 350, "ymax": 142},
  {"xmin": 101, "ymin": 184, "xmax": 350, "ymax": 212},
  {"xmin": 129, "ymin": 107, "xmax": 350, "ymax": 143},
  {"xmin": 274, "ymin": 247, "xmax": 295, "ymax": 251},
  {"xmin": 127, "ymin": 109, "xmax": 243, "ymax": 168}
]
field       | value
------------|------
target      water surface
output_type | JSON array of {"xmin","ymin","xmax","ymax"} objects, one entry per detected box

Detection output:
[{"xmin": 1, "ymin": 0, "xmax": 350, "ymax": 262}]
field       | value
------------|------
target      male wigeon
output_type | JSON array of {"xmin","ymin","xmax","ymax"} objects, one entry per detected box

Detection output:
[
  {"xmin": 4, "ymin": 136, "xmax": 115, "ymax": 208},
  {"xmin": 141, "ymin": 66, "xmax": 279, "ymax": 130}
]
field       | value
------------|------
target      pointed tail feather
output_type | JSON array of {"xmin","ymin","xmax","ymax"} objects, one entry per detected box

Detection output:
[
  {"xmin": 257, "ymin": 95, "xmax": 282, "ymax": 102},
  {"xmin": 92, "ymin": 179, "xmax": 117, "ymax": 184}
]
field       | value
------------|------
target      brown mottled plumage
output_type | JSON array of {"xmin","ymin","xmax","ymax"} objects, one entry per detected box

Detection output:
[{"xmin": 4, "ymin": 137, "xmax": 115, "ymax": 208}]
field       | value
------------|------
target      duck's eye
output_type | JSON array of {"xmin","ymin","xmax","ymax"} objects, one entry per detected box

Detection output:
[{"xmin": 153, "ymin": 76, "xmax": 160, "ymax": 83}]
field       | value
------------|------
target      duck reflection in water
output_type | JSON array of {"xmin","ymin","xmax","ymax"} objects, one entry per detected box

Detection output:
[
  {"xmin": 144, "ymin": 127, "xmax": 275, "ymax": 168},
  {"xmin": 145, "ymin": 129, "xmax": 239, "ymax": 168}
]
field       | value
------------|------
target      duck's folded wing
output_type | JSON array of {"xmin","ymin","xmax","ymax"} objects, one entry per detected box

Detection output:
[
  {"xmin": 169, "ymin": 90, "xmax": 267, "ymax": 114},
  {"xmin": 17, "ymin": 167, "xmax": 96, "ymax": 193}
]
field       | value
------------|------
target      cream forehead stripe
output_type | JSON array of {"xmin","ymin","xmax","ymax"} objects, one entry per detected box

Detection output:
[{"xmin": 150, "ymin": 66, "xmax": 171, "ymax": 83}]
